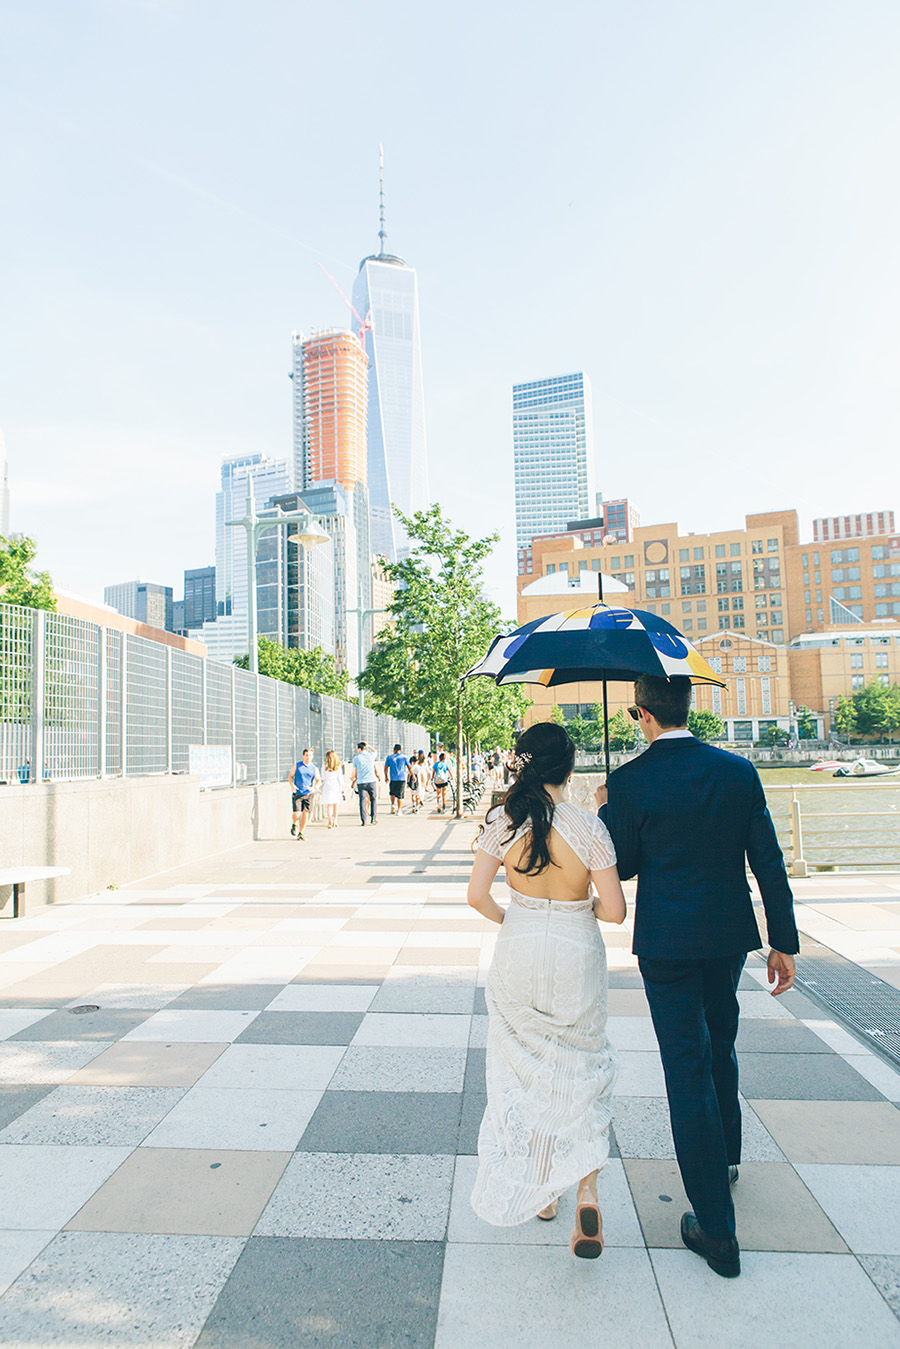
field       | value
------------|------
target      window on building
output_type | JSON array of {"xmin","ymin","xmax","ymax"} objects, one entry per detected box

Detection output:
[
  {"xmin": 682, "ymin": 601, "xmax": 692, "ymax": 613},
  {"xmin": 801, "ymin": 552, "xmax": 808, "ymax": 565},
  {"xmin": 806, "ymin": 609, "xmax": 812, "ymax": 623},
  {"xmin": 733, "ymin": 615, "xmax": 745, "ymax": 629},
  {"xmin": 815, "ymin": 570, "xmax": 821, "ymax": 584},
  {"xmin": 880, "ymin": 673, "xmax": 890, "ymax": 686},
  {"xmin": 718, "ymin": 597, "xmax": 730, "ymax": 612},
  {"xmin": 755, "ymin": 594, "xmax": 767, "ymax": 609},
  {"xmin": 804, "ymin": 590, "xmax": 811, "ymax": 604},
  {"xmin": 757, "ymin": 630, "xmax": 769, "ymax": 641},
  {"xmin": 546, "ymin": 564, "xmax": 556, "ymax": 574},
  {"xmin": 693, "ymin": 547, "xmax": 705, "ymax": 561},
  {"xmin": 873, "ymin": 545, "xmax": 886, "ymax": 560},
  {"xmin": 624, "ymin": 572, "xmax": 635, "ymax": 587},
  {"xmin": 767, "ymin": 538, "xmax": 779, "ymax": 552},
  {"xmin": 698, "ymin": 618, "xmax": 708, "ymax": 631},
  {"xmin": 730, "ymin": 542, "xmax": 741, "ymax": 557},
  {"xmin": 754, "ymin": 540, "xmax": 764, "ymax": 555},
  {"xmin": 661, "ymin": 603, "xmax": 671, "ymax": 615},
  {"xmin": 623, "ymin": 555, "xmax": 634, "ymax": 567},
  {"xmin": 578, "ymin": 560, "xmax": 588, "ymax": 572},
  {"xmin": 876, "ymin": 653, "xmax": 888, "ymax": 668},
  {"xmin": 850, "ymin": 654, "xmax": 864, "ymax": 669},
  {"xmin": 679, "ymin": 549, "xmax": 690, "ymax": 562},
  {"xmin": 770, "ymin": 611, "xmax": 783, "ymax": 624},
  {"xmin": 716, "ymin": 562, "xmax": 727, "ymax": 576},
  {"xmin": 730, "ymin": 561, "xmax": 742, "ymax": 575},
  {"xmin": 683, "ymin": 618, "xmax": 693, "ymax": 630},
  {"xmin": 591, "ymin": 558, "xmax": 602, "ymax": 571},
  {"xmin": 646, "ymin": 570, "xmax": 656, "ymax": 582},
  {"xmin": 852, "ymin": 674, "xmax": 864, "ymax": 690},
  {"xmin": 758, "ymin": 655, "xmax": 772, "ymax": 672},
  {"xmin": 814, "ymin": 552, "xmax": 820, "ymax": 565},
  {"xmin": 646, "ymin": 586, "xmax": 657, "ymax": 598},
  {"xmin": 708, "ymin": 657, "xmax": 722, "ymax": 672},
  {"xmin": 610, "ymin": 557, "xmax": 622, "ymax": 569},
  {"xmin": 715, "ymin": 544, "xmax": 726, "ymax": 558},
  {"xmin": 732, "ymin": 596, "xmax": 744, "ymax": 610},
  {"xmin": 768, "ymin": 559, "xmax": 780, "ymax": 571},
  {"xmin": 733, "ymin": 657, "xmax": 747, "ymax": 673},
  {"xmin": 803, "ymin": 572, "xmax": 809, "ymax": 586},
  {"xmin": 680, "ymin": 566, "xmax": 691, "ymax": 580},
  {"xmin": 696, "ymin": 599, "xmax": 707, "ymax": 612},
  {"xmin": 771, "ymin": 629, "xmax": 784, "ymax": 643},
  {"xmin": 721, "ymin": 615, "xmax": 731, "ymax": 628}
]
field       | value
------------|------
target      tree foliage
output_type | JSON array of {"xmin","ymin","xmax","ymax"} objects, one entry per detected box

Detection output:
[
  {"xmin": 832, "ymin": 694, "xmax": 858, "ymax": 740},
  {"xmin": 235, "ymin": 636, "xmax": 349, "ymax": 698},
  {"xmin": 687, "ymin": 709, "xmax": 724, "ymax": 742},
  {"xmin": 607, "ymin": 708, "xmax": 636, "ymax": 752},
  {"xmin": 837, "ymin": 680, "xmax": 900, "ymax": 743},
  {"xmin": 358, "ymin": 505, "xmax": 529, "ymax": 748},
  {"xmin": 796, "ymin": 706, "xmax": 818, "ymax": 740},
  {"xmin": 0, "ymin": 536, "xmax": 56, "ymax": 610}
]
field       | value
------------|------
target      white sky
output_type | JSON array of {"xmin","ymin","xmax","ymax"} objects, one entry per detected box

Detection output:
[{"xmin": 2, "ymin": 0, "xmax": 898, "ymax": 618}]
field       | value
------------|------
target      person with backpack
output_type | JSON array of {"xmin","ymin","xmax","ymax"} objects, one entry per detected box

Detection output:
[
  {"xmin": 384, "ymin": 743, "xmax": 411, "ymax": 816},
  {"xmin": 431, "ymin": 751, "xmax": 453, "ymax": 813}
]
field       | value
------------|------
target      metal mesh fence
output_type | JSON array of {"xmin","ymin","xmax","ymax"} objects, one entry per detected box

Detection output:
[
  {"xmin": 0, "ymin": 604, "xmax": 33, "ymax": 783},
  {"xmin": 105, "ymin": 629, "xmax": 123, "ymax": 777},
  {"xmin": 126, "ymin": 635, "xmax": 169, "ymax": 776},
  {"xmin": 44, "ymin": 612, "xmax": 101, "ymax": 780},
  {"xmin": 0, "ymin": 602, "xmax": 430, "ymax": 789},
  {"xmin": 171, "ymin": 649, "xmax": 204, "ymax": 774}
]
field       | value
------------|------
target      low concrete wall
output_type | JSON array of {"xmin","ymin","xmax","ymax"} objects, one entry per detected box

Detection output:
[{"xmin": 0, "ymin": 776, "xmax": 291, "ymax": 911}]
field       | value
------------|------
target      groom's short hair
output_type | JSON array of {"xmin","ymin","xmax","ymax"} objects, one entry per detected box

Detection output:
[{"xmin": 634, "ymin": 675, "xmax": 692, "ymax": 729}]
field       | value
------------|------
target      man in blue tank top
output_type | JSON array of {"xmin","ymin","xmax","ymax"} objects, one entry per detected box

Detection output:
[{"xmin": 289, "ymin": 748, "xmax": 320, "ymax": 840}]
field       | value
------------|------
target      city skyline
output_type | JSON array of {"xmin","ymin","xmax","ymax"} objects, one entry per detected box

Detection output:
[{"xmin": 2, "ymin": 2, "xmax": 899, "ymax": 620}]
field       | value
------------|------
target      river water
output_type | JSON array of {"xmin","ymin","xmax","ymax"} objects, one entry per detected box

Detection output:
[{"xmin": 570, "ymin": 765, "xmax": 900, "ymax": 872}]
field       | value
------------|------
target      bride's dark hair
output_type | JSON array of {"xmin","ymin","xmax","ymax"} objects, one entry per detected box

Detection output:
[{"xmin": 483, "ymin": 721, "xmax": 576, "ymax": 876}]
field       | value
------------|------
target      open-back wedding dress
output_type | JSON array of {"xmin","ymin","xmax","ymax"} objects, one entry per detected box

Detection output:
[{"xmin": 470, "ymin": 801, "xmax": 618, "ymax": 1226}]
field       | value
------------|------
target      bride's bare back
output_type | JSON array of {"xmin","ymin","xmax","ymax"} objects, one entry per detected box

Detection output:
[{"xmin": 504, "ymin": 826, "xmax": 594, "ymax": 903}]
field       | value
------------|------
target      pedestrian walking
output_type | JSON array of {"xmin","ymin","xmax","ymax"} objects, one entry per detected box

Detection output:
[
  {"xmin": 321, "ymin": 750, "xmax": 346, "ymax": 829},
  {"xmin": 432, "ymin": 751, "xmax": 453, "ymax": 813},
  {"xmin": 598, "ymin": 675, "xmax": 798, "ymax": 1278},
  {"xmin": 351, "ymin": 741, "xmax": 381, "ymax": 826},
  {"xmin": 410, "ymin": 750, "xmax": 429, "ymax": 813},
  {"xmin": 289, "ymin": 748, "xmax": 320, "ymax": 840},
  {"xmin": 385, "ymin": 743, "xmax": 411, "ymax": 816}
]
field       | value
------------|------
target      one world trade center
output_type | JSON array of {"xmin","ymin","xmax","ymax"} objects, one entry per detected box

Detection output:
[{"xmin": 351, "ymin": 157, "xmax": 429, "ymax": 561}]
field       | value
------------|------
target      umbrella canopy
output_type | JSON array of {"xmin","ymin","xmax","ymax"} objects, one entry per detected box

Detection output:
[{"xmin": 462, "ymin": 602, "xmax": 727, "ymax": 689}]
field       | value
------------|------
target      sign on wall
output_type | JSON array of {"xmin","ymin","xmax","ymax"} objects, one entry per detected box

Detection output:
[{"xmin": 188, "ymin": 745, "xmax": 233, "ymax": 790}]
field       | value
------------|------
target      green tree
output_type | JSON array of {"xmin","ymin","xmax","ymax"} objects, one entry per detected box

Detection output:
[
  {"xmin": 796, "ymin": 706, "xmax": 817, "ymax": 740},
  {"xmin": 549, "ymin": 703, "xmax": 565, "ymax": 726},
  {"xmin": 0, "ymin": 536, "xmax": 56, "ymax": 610},
  {"xmin": 755, "ymin": 725, "xmax": 790, "ymax": 748},
  {"xmin": 832, "ymin": 695, "xmax": 856, "ymax": 742},
  {"xmin": 882, "ymin": 685, "xmax": 900, "ymax": 744},
  {"xmin": 607, "ymin": 708, "xmax": 636, "ymax": 752},
  {"xmin": 853, "ymin": 680, "xmax": 891, "ymax": 739},
  {"xmin": 358, "ymin": 505, "xmax": 529, "ymax": 810},
  {"xmin": 235, "ymin": 636, "xmax": 350, "ymax": 698},
  {"xmin": 687, "ymin": 709, "xmax": 724, "ymax": 742}
]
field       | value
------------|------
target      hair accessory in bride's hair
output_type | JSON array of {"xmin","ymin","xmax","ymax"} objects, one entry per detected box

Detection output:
[{"xmin": 511, "ymin": 750, "xmax": 533, "ymax": 775}]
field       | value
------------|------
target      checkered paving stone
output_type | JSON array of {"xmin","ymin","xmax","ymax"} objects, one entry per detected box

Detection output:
[{"xmin": 1, "ymin": 863, "xmax": 900, "ymax": 1347}]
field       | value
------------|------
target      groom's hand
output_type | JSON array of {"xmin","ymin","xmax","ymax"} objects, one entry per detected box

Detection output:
[
  {"xmin": 767, "ymin": 950, "xmax": 796, "ymax": 996},
  {"xmin": 594, "ymin": 784, "xmax": 608, "ymax": 809}
]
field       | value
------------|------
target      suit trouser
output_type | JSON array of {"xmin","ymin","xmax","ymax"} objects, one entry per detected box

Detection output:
[
  {"xmin": 357, "ymin": 781, "xmax": 376, "ymax": 824},
  {"xmin": 638, "ymin": 953, "xmax": 746, "ymax": 1241}
]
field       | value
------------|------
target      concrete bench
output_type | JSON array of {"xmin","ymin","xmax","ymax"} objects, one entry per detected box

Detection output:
[{"xmin": 0, "ymin": 867, "xmax": 71, "ymax": 919}]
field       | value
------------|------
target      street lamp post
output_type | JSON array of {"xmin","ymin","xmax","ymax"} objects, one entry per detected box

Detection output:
[
  {"xmin": 345, "ymin": 600, "xmax": 388, "ymax": 707},
  {"xmin": 227, "ymin": 478, "xmax": 329, "ymax": 675}
]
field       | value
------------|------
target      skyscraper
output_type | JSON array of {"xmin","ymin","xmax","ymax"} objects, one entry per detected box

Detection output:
[
  {"xmin": 104, "ymin": 580, "xmax": 174, "ymax": 632},
  {"xmin": 351, "ymin": 155, "xmax": 429, "ymax": 560},
  {"xmin": 256, "ymin": 493, "xmax": 335, "ymax": 656},
  {"xmin": 292, "ymin": 330, "xmax": 368, "ymax": 492},
  {"xmin": 214, "ymin": 453, "xmax": 292, "ymax": 619},
  {"xmin": 513, "ymin": 372, "xmax": 595, "ymax": 553},
  {"xmin": 183, "ymin": 566, "xmax": 217, "ymax": 629}
]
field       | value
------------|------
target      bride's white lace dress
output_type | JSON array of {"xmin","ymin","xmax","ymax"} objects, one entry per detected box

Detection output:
[{"xmin": 470, "ymin": 800, "xmax": 617, "ymax": 1227}]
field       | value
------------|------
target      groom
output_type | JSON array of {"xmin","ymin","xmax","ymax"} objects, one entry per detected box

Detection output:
[{"xmin": 597, "ymin": 674, "xmax": 798, "ymax": 1278}]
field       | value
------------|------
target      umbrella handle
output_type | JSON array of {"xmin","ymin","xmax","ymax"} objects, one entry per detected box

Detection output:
[{"xmin": 602, "ymin": 676, "xmax": 610, "ymax": 779}]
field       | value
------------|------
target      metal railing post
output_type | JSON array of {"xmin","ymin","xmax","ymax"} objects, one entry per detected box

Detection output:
[
  {"xmin": 31, "ymin": 608, "xmax": 46, "ymax": 784},
  {"xmin": 165, "ymin": 647, "xmax": 173, "ymax": 776},
  {"xmin": 230, "ymin": 663, "xmax": 237, "ymax": 788},
  {"xmin": 98, "ymin": 629, "xmax": 107, "ymax": 778},
  {"xmin": 789, "ymin": 792, "xmax": 808, "ymax": 878},
  {"xmin": 201, "ymin": 655, "xmax": 208, "ymax": 746},
  {"xmin": 255, "ymin": 674, "xmax": 261, "ymax": 785},
  {"xmin": 121, "ymin": 635, "xmax": 128, "ymax": 777}
]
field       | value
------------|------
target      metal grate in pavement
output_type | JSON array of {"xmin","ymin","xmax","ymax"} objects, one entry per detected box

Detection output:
[{"xmin": 795, "ymin": 933, "xmax": 900, "ymax": 1070}]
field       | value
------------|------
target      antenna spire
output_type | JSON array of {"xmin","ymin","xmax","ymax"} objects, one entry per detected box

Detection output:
[{"xmin": 378, "ymin": 145, "xmax": 387, "ymax": 257}]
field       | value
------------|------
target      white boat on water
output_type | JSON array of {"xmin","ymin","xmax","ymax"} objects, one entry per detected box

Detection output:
[
  {"xmin": 832, "ymin": 757, "xmax": 900, "ymax": 778},
  {"xmin": 810, "ymin": 759, "xmax": 842, "ymax": 772}
]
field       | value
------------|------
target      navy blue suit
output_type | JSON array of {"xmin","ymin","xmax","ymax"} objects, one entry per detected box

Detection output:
[{"xmin": 602, "ymin": 735, "xmax": 798, "ymax": 1240}]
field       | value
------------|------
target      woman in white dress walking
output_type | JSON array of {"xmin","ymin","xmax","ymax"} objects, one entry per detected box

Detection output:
[
  {"xmin": 467, "ymin": 721, "xmax": 625, "ymax": 1257},
  {"xmin": 320, "ymin": 750, "xmax": 346, "ymax": 829}
]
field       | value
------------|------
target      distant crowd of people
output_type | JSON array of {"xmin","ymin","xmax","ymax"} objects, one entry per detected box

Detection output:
[{"xmin": 288, "ymin": 741, "xmax": 513, "ymax": 835}]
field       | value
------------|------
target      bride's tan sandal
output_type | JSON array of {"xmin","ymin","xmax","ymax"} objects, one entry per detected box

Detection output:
[
  {"xmin": 537, "ymin": 1199, "xmax": 558, "ymax": 1221},
  {"xmin": 570, "ymin": 1202, "xmax": 604, "ymax": 1258}
]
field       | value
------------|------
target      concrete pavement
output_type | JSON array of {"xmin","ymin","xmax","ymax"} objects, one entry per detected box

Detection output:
[{"xmin": 0, "ymin": 791, "xmax": 898, "ymax": 1346}]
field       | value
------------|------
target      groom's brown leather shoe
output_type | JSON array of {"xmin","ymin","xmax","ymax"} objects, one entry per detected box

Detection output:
[{"xmin": 681, "ymin": 1212, "xmax": 741, "ymax": 1278}]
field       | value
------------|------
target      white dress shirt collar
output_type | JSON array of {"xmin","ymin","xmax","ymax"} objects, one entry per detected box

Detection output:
[{"xmin": 655, "ymin": 729, "xmax": 694, "ymax": 741}]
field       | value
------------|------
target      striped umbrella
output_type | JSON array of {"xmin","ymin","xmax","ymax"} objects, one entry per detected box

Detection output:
[{"xmin": 462, "ymin": 602, "xmax": 726, "ymax": 773}]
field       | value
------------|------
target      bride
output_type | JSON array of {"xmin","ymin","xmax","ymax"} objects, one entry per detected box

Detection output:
[{"xmin": 467, "ymin": 720, "xmax": 625, "ymax": 1258}]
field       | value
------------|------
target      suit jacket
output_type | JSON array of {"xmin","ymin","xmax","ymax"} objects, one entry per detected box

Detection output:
[{"xmin": 603, "ymin": 737, "xmax": 799, "ymax": 961}]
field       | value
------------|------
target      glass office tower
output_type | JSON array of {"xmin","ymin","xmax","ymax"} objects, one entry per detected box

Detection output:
[
  {"xmin": 513, "ymin": 372, "xmax": 595, "ymax": 553},
  {"xmin": 352, "ymin": 251, "xmax": 429, "ymax": 561}
]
